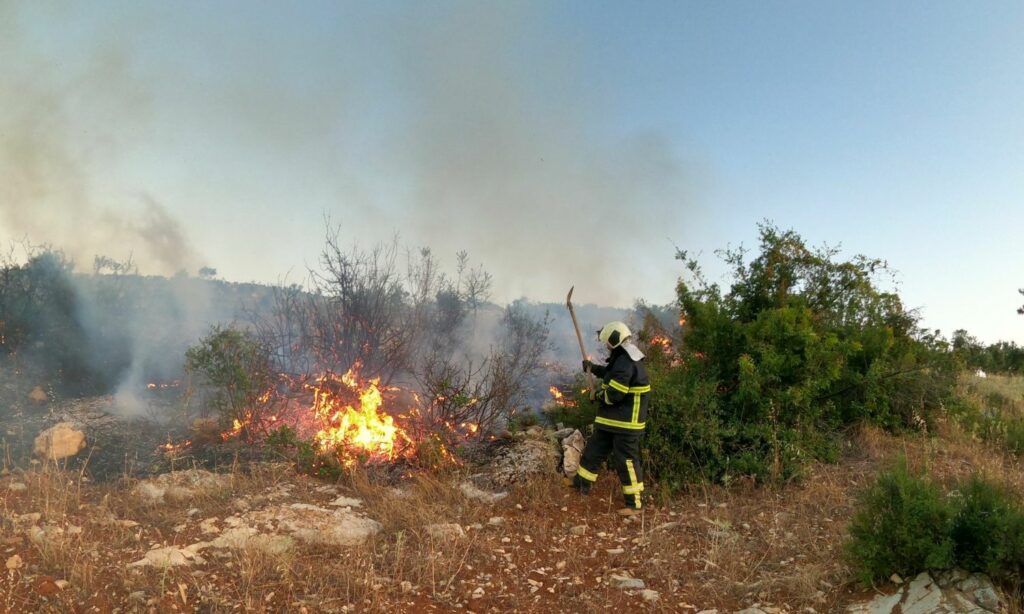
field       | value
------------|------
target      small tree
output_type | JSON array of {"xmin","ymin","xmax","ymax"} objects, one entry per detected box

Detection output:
[
  {"xmin": 415, "ymin": 302, "xmax": 551, "ymax": 434},
  {"xmin": 185, "ymin": 325, "xmax": 277, "ymax": 441}
]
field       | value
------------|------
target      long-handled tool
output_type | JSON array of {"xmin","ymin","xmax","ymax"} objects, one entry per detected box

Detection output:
[{"xmin": 566, "ymin": 286, "xmax": 596, "ymax": 400}]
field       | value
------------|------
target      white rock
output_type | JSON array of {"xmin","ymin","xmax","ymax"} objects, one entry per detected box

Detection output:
[
  {"xmin": 639, "ymin": 589, "xmax": 659, "ymax": 602},
  {"xmin": 488, "ymin": 516, "xmax": 505, "ymax": 526},
  {"xmin": 199, "ymin": 518, "xmax": 221, "ymax": 534},
  {"xmin": 279, "ymin": 504, "xmax": 382, "ymax": 547},
  {"xmin": 487, "ymin": 437, "xmax": 560, "ymax": 486},
  {"xmin": 133, "ymin": 470, "xmax": 229, "ymax": 504},
  {"xmin": 552, "ymin": 427, "xmax": 575, "ymax": 439},
  {"xmin": 33, "ymin": 422, "xmax": 86, "ymax": 460},
  {"xmin": 426, "ymin": 523, "xmax": 466, "ymax": 540},
  {"xmin": 471, "ymin": 587, "xmax": 485, "ymax": 599},
  {"xmin": 569, "ymin": 525, "xmax": 587, "ymax": 536},
  {"xmin": 845, "ymin": 570, "xmax": 1004, "ymax": 614},
  {"xmin": 194, "ymin": 502, "xmax": 381, "ymax": 553},
  {"xmin": 6, "ymin": 482, "xmax": 27, "ymax": 492},
  {"xmin": 128, "ymin": 545, "xmax": 206, "ymax": 569},
  {"xmin": 609, "ymin": 573, "xmax": 645, "ymax": 590},
  {"xmin": 328, "ymin": 496, "xmax": 364, "ymax": 508},
  {"xmin": 207, "ymin": 528, "xmax": 294, "ymax": 555},
  {"xmin": 459, "ymin": 481, "xmax": 509, "ymax": 504}
]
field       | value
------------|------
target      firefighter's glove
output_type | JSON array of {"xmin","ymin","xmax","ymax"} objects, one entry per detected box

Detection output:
[{"xmin": 582, "ymin": 359, "xmax": 594, "ymax": 373}]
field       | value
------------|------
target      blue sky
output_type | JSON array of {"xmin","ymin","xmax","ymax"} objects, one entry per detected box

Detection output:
[{"xmin": 1, "ymin": 1, "xmax": 1021, "ymax": 343}]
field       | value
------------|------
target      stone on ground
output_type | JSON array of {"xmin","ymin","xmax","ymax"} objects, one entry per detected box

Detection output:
[
  {"xmin": 28, "ymin": 386, "xmax": 48, "ymax": 403},
  {"xmin": 609, "ymin": 572, "xmax": 645, "ymax": 590},
  {"xmin": 459, "ymin": 481, "xmax": 509, "ymax": 504},
  {"xmin": 426, "ymin": 523, "xmax": 467, "ymax": 540},
  {"xmin": 486, "ymin": 429, "xmax": 560, "ymax": 486},
  {"xmin": 328, "ymin": 495, "xmax": 364, "ymax": 508},
  {"xmin": 128, "ymin": 545, "xmax": 206, "ymax": 569},
  {"xmin": 845, "ymin": 571, "xmax": 1005, "ymax": 614},
  {"xmin": 133, "ymin": 469, "xmax": 230, "ymax": 504},
  {"xmin": 33, "ymin": 422, "xmax": 86, "ymax": 460}
]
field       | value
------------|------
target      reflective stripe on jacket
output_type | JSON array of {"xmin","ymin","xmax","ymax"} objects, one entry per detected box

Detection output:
[{"xmin": 589, "ymin": 346, "xmax": 650, "ymax": 433}]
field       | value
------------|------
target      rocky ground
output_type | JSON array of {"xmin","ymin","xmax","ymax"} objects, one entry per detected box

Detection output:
[{"xmin": 2, "ymin": 418, "xmax": 1021, "ymax": 612}]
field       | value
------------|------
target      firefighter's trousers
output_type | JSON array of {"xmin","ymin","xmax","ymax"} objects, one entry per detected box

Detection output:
[{"xmin": 572, "ymin": 428, "xmax": 644, "ymax": 509}]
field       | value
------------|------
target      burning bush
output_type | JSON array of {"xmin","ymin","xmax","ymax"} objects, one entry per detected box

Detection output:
[
  {"xmin": 255, "ymin": 230, "xmax": 492, "ymax": 384},
  {"xmin": 253, "ymin": 228, "xmax": 547, "ymax": 442},
  {"xmin": 185, "ymin": 325, "xmax": 278, "ymax": 441}
]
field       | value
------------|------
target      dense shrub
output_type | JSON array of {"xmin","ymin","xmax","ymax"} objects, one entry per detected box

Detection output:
[
  {"xmin": 950, "ymin": 476, "xmax": 1024, "ymax": 580},
  {"xmin": 645, "ymin": 223, "xmax": 958, "ymax": 485},
  {"xmin": 847, "ymin": 465, "xmax": 1024, "ymax": 586},
  {"xmin": 185, "ymin": 325, "xmax": 277, "ymax": 441},
  {"xmin": 845, "ymin": 462, "xmax": 954, "ymax": 584}
]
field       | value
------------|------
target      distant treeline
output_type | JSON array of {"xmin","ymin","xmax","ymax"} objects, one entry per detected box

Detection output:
[
  {"xmin": 0, "ymin": 248, "xmax": 274, "ymax": 395},
  {"xmin": 0, "ymin": 245, "xmax": 638, "ymax": 398},
  {"xmin": 952, "ymin": 330, "xmax": 1024, "ymax": 375}
]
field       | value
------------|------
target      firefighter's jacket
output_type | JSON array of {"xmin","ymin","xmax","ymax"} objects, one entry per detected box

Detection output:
[{"xmin": 589, "ymin": 346, "xmax": 650, "ymax": 433}]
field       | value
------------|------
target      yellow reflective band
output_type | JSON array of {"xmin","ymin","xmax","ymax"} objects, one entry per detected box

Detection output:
[
  {"xmin": 632, "ymin": 394, "xmax": 641, "ymax": 424},
  {"xmin": 603, "ymin": 390, "xmax": 611, "ymax": 404},
  {"xmin": 626, "ymin": 460, "xmax": 639, "ymax": 487},
  {"xmin": 623, "ymin": 482, "xmax": 645, "ymax": 495},
  {"xmin": 594, "ymin": 417, "xmax": 646, "ymax": 430},
  {"xmin": 607, "ymin": 379, "xmax": 630, "ymax": 393},
  {"xmin": 576, "ymin": 466, "xmax": 598, "ymax": 482},
  {"xmin": 628, "ymin": 385, "xmax": 651, "ymax": 394},
  {"xmin": 626, "ymin": 460, "xmax": 641, "ymax": 508}
]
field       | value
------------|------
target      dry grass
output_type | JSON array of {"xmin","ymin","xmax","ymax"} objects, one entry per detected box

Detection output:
[{"xmin": 6, "ymin": 401, "xmax": 1024, "ymax": 612}]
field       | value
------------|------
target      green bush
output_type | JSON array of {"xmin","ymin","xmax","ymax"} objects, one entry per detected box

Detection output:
[
  {"xmin": 845, "ymin": 461, "xmax": 954, "ymax": 585},
  {"xmin": 646, "ymin": 223, "xmax": 957, "ymax": 485},
  {"xmin": 185, "ymin": 325, "xmax": 277, "ymax": 441},
  {"xmin": 846, "ymin": 465, "xmax": 1024, "ymax": 586},
  {"xmin": 265, "ymin": 425, "xmax": 323, "ymax": 475},
  {"xmin": 950, "ymin": 476, "xmax": 1024, "ymax": 579}
]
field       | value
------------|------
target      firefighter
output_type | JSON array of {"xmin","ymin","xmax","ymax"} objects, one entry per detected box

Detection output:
[{"xmin": 572, "ymin": 321, "xmax": 650, "ymax": 516}]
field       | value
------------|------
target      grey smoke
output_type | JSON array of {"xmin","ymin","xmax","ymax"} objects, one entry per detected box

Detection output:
[{"xmin": 1, "ymin": 3, "xmax": 696, "ymax": 414}]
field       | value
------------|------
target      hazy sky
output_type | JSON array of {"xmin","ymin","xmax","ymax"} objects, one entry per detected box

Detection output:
[{"xmin": 1, "ymin": 1, "xmax": 1021, "ymax": 343}]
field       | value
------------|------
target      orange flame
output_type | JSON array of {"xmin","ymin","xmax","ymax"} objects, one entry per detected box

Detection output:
[
  {"xmin": 650, "ymin": 335, "xmax": 672, "ymax": 352},
  {"xmin": 310, "ymin": 366, "xmax": 416, "ymax": 466},
  {"xmin": 159, "ymin": 439, "xmax": 192, "ymax": 457},
  {"xmin": 548, "ymin": 386, "xmax": 576, "ymax": 407}
]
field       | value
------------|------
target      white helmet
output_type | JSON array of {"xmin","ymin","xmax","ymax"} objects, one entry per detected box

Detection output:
[{"xmin": 598, "ymin": 321, "xmax": 631, "ymax": 349}]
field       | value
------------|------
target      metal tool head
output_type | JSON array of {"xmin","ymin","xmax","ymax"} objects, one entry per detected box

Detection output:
[{"xmin": 566, "ymin": 285, "xmax": 574, "ymax": 307}]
